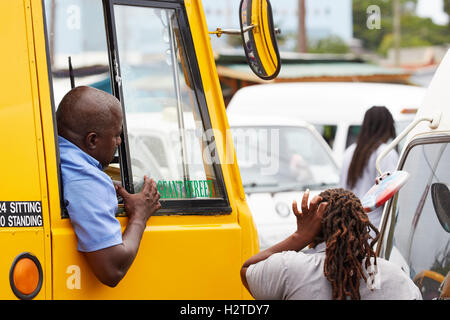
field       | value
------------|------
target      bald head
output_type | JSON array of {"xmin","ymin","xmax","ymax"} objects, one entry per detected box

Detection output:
[
  {"xmin": 57, "ymin": 86, "xmax": 122, "ymax": 143},
  {"xmin": 57, "ymin": 86, "xmax": 123, "ymax": 167}
]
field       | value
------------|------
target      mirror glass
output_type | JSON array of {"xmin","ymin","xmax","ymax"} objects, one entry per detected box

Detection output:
[
  {"xmin": 431, "ymin": 183, "xmax": 450, "ymax": 233},
  {"xmin": 240, "ymin": 0, "xmax": 280, "ymax": 80}
]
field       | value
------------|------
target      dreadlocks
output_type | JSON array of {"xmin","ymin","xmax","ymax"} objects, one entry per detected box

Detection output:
[{"xmin": 314, "ymin": 188, "xmax": 380, "ymax": 300}]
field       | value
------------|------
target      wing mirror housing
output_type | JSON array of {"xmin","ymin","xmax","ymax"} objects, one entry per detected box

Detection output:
[{"xmin": 209, "ymin": 0, "xmax": 281, "ymax": 80}]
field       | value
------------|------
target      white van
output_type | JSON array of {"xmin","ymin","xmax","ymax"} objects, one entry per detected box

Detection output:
[
  {"xmin": 375, "ymin": 51, "xmax": 450, "ymax": 300},
  {"xmin": 227, "ymin": 82, "xmax": 427, "ymax": 165},
  {"xmin": 228, "ymin": 115, "xmax": 339, "ymax": 250}
]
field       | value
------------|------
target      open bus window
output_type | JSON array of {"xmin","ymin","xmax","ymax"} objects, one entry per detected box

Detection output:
[
  {"xmin": 112, "ymin": 5, "xmax": 227, "ymax": 206},
  {"xmin": 44, "ymin": 0, "xmax": 230, "ymax": 215},
  {"xmin": 44, "ymin": 0, "xmax": 111, "ymax": 105}
]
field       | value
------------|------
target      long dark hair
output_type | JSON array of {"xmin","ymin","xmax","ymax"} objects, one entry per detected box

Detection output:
[
  {"xmin": 315, "ymin": 188, "xmax": 379, "ymax": 300},
  {"xmin": 347, "ymin": 106, "xmax": 396, "ymax": 188}
]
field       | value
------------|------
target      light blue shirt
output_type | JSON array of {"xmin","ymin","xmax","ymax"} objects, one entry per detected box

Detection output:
[{"xmin": 59, "ymin": 136, "xmax": 122, "ymax": 252}]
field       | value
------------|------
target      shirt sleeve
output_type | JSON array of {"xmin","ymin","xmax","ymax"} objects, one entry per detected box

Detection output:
[
  {"xmin": 245, "ymin": 252, "xmax": 288, "ymax": 300},
  {"xmin": 64, "ymin": 174, "xmax": 123, "ymax": 252}
]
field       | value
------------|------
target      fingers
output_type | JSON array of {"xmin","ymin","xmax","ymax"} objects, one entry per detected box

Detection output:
[
  {"xmin": 115, "ymin": 184, "xmax": 129, "ymax": 198},
  {"xmin": 309, "ymin": 195, "xmax": 323, "ymax": 215},
  {"xmin": 301, "ymin": 189, "xmax": 310, "ymax": 214},
  {"xmin": 316, "ymin": 202, "xmax": 328, "ymax": 220},
  {"xmin": 141, "ymin": 176, "xmax": 159, "ymax": 196},
  {"xmin": 292, "ymin": 200, "xmax": 301, "ymax": 216},
  {"xmin": 142, "ymin": 175, "xmax": 151, "ymax": 193}
]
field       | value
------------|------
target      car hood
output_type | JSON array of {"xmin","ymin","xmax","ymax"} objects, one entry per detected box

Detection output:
[{"xmin": 246, "ymin": 189, "xmax": 322, "ymax": 250}]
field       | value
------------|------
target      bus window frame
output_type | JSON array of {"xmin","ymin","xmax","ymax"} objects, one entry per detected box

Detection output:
[{"xmin": 42, "ymin": 0, "xmax": 231, "ymax": 217}]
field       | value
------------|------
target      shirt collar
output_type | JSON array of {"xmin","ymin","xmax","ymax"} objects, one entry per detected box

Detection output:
[
  {"xmin": 58, "ymin": 135, "xmax": 103, "ymax": 170},
  {"xmin": 304, "ymin": 241, "xmax": 326, "ymax": 254}
]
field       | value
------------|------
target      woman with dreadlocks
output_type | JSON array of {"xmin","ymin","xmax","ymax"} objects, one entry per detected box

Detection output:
[
  {"xmin": 339, "ymin": 106, "xmax": 398, "ymax": 229},
  {"xmin": 241, "ymin": 188, "xmax": 421, "ymax": 300}
]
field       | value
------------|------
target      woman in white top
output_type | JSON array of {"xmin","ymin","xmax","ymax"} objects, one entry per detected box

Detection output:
[
  {"xmin": 340, "ymin": 106, "xmax": 399, "ymax": 229},
  {"xmin": 241, "ymin": 189, "xmax": 422, "ymax": 300}
]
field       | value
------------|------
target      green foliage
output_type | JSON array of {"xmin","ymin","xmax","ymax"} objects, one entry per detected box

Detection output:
[
  {"xmin": 353, "ymin": 0, "xmax": 450, "ymax": 53},
  {"xmin": 444, "ymin": 0, "xmax": 450, "ymax": 17},
  {"xmin": 308, "ymin": 35, "xmax": 350, "ymax": 54}
]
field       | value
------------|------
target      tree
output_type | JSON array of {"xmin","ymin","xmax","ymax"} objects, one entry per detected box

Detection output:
[
  {"xmin": 298, "ymin": 0, "xmax": 307, "ymax": 53},
  {"xmin": 308, "ymin": 36, "xmax": 350, "ymax": 54},
  {"xmin": 444, "ymin": 0, "xmax": 450, "ymax": 30},
  {"xmin": 353, "ymin": 0, "xmax": 449, "ymax": 54}
]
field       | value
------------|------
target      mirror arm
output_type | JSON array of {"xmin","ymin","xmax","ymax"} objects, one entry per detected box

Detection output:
[
  {"xmin": 209, "ymin": 25, "xmax": 256, "ymax": 37},
  {"xmin": 209, "ymin": 25, "xmax": 280, "ymax": 38},
  {"xmin": 375, "ymin": 112, "xmax": 442, "ymax": 175}
]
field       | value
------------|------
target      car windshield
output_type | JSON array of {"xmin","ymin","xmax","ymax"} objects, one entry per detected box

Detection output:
[{"xmin": 231, "ymin": 126, "xmax": 339, "ymax": 193}]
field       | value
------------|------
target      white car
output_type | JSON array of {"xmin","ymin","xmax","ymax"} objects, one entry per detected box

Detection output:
[
  {"xmin": 228, "ymin": 115, "xmax": 339, "ymax": 250},
  {"xmin": 227, "ymin": 82, "xmax": 426, "ymax": 165}
]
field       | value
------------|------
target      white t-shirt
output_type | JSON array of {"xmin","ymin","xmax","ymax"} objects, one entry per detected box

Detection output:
[
  {"xmin": 339, "ymin": 143, "xmax": 399, "ymax": 229},
  {"xmin": 246, "ymin": 243, "xmax": 422, "ymax": 300}
]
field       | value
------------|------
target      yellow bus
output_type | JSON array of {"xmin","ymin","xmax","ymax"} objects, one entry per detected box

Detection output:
[{"xmin": 0, "ymin": 0, "xmax": 280, "ymax": 299}]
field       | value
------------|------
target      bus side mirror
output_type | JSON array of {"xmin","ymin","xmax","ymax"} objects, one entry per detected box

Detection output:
[{"xmin": 239, "ymin": 0, "xmax": 280, "ymax": 80}]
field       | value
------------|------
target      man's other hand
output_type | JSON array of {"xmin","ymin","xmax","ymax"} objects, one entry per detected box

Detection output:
[{"xmin": 115, "ymin": 176, "xmax": 161, "ymax": 223}]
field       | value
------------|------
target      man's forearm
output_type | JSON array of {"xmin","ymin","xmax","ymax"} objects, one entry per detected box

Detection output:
[
  {"xmin": 119, "ymin": 217, "xmax": 147, "ymax": 266},
  {"xmin": 83, "ymin": 216, "xmax": 148, "ymax": 287}
]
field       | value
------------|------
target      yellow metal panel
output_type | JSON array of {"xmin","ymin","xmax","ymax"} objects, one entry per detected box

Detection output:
[
  {"xmin": 0, "ymin": 0, "xmax": 260, "ymax": 300},
  {"xmin": 52, "ymin": 222, "xmax": 242, "ymax": 299},
  {"xmin": 27, "ymin": 0, "xmax": 54, "ymax": 299},
  {"xmin": 184, "ymin": 0, "xmax": 259, "ymax": 299},
  {"xmin": 0, "ymin": 229, "xmax": 46, "ymax": 299},
  {"xmin": 0, "ymin": 0, "xmax": 41, "ymax": 200},
  {"xmin": 0, "ymin": 0, "xmax": 52, "ymax": 300}
]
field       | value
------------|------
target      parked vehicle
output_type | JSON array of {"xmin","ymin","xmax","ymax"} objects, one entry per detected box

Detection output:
[
  {"xmin": 227, "ymin": 82, "xmax": 426, "ymax": 165},
  {"xmin": 229, "ymin": 115, "xmax": 339, "ymax": 250},
  {"xmin": 376, "ymin": 50, "xmax": 450, "ymax": 300}
]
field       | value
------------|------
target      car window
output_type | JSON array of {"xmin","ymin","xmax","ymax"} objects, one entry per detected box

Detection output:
[
  {"xmin": 346, "ymin": 125, "xmax": 360, "ymax": 148},
  {"xmin": 345, "ymin": 120, "xmax": 413, "ymax": 150},
  {"xmin": 380, "ymin": 139, "xmax": 450, "ymax": 300},
  {"xmin": 313, "ymin": 124, "xmax": 337, "ymax": 149},
  {"xmin": 231, "ymin": 126, "xmax": 339, "ymax": 193}
]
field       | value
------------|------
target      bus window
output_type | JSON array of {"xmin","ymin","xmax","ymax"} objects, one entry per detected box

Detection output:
[
  {"xmin": 44, "ymin": 0, "xmax": 230, "ymax": 215},
  {"xmin": 44, "ymin": 0, "xmax": 113, "ymax": 217},
  {"xmin": 44, "ymin": 0, "xmax": 111, "ymax": 105},
  {"xmin": 110, "ymin": 4, "xmax": 229, "ymax": 212}
]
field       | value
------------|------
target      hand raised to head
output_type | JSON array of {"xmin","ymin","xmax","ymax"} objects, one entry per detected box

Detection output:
[{"xmin": 292, "ymin": 189, "xmax": 328, "ymax": 240}]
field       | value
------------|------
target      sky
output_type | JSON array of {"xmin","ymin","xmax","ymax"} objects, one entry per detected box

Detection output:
[{"xmin": 416, "ymin": 0, "xmax": 448, "ymax": 25}]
